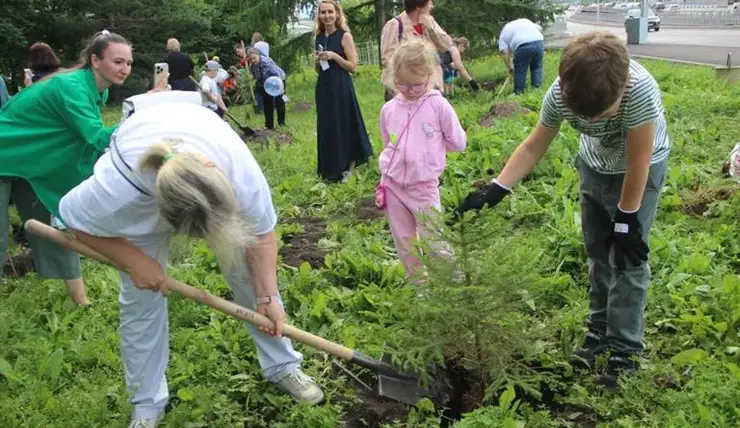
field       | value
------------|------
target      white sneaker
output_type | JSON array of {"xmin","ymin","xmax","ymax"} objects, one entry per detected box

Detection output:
[
  {"xmin": 128, "ymin": 417, "xmax": 160, "ymax": 428},
  {"xmin": 341, "ymin": 170, "xmax": 351, "ymax": 183},
  {"xmin": 275, "ymin": 369, "xmax": 324, "ymax": 405}
]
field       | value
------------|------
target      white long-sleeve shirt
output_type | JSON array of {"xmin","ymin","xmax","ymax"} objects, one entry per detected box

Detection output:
[{"xmin": 59, "ymin": 101, "xmax": 277, "ymax": 239}]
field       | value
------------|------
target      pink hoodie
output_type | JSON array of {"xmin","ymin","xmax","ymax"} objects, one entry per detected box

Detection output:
[{"xmin": 378, "ymin": 90, "xmax": 466, "ymax": 188}]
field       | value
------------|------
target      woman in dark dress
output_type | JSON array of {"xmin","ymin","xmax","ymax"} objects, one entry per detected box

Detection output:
[{"xmin": 315, "ymin": 0, "xmax": 373, "ymax": 183}]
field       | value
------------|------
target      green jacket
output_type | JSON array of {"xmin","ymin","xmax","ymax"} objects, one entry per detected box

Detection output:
[{"xmin": 0, "ymin": 68, "xmax": 117, "ymax": 218}]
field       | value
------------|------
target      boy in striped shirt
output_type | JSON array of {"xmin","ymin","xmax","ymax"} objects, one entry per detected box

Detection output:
[{"xmin": 457, "ymin": 32, "xmax": 669, "ymax": 389}]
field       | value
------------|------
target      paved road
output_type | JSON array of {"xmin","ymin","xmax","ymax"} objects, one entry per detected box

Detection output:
[
  {"xmin": 566, "ymin": 21, "xmax": 740, "ymax": 47},
  {"xmin": 547, "ymin": 21, "xmax": 739, "ymax": 65}
]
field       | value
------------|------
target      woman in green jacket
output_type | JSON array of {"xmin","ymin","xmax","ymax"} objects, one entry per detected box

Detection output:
[{"xmin": 0, "ymin": 31, "xmax": 133, "ymax": 306}]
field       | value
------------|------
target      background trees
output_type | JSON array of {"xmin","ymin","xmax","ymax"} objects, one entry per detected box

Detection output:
[{"xmin": 0, "ymin": 0, "xmax": 558, "ymax": 101}]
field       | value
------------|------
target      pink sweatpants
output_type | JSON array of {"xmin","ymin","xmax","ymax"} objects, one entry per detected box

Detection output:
[{"xmin": 384, "ymin": 181, "xmax": 449, "ymax": 279}]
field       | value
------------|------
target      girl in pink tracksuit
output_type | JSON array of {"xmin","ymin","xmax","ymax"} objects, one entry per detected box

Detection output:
[{"xmin": 377, "ymin": 39, "xmax": 467, "ymax": 280}]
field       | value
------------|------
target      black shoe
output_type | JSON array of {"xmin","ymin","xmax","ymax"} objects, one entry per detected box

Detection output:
[
  {"xmin": 570, "ymin": 330, "xmax": 609, "ymax": 369},
  {"xmin": 597, "ymin": 352, "xmax": 640, "ymax": 391}
]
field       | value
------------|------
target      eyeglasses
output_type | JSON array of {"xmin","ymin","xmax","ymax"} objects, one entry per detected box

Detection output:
[{"xmin": 395, "ymin": 78, "xmax": 429, "ymax": 92}]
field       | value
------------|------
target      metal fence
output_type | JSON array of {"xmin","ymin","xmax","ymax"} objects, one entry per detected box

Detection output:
[
  {"xmin": 575, "ymin": 8, "xmax": 740, "ymax": 26},
  {"xmin": 356, "ymin": 41, "xmax": 380, "ymax": 65}
]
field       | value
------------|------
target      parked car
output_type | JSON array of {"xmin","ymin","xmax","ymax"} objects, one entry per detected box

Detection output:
[{"xmin": 624, "ymin": 8, "xmax": 661, "ymax": 31}]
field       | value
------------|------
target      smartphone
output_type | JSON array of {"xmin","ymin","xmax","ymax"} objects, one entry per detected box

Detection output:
[
  {"xmin": 317, "ymin": 44, "xmax": 330, "ymax": 71},
  {"xmin": 154, "ymin": 62, "xmax": 169, "ymax": 88}
]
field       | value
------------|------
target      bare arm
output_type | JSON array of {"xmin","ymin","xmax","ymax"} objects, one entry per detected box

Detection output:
[
  {"xmin": 496, "ymin": 122, "xmax": 560, "ymax": 188},
  {"xmin": 502, "ymin": 48, "xmax": 512, "ymax": 73},
  {"xmin": 451, "ymin": 48, "xmax": 472, "ymax": 81},
  {"xmin": 620, "ymin": 123, "xmax": 655, "ymax": 211},
  {"xmin": 244, "ymin": 230, "xmax": 279, "ymax": 298},
  {"xmin": 334, "ymin": 32, "xmax": 358, "ymax": 73}
]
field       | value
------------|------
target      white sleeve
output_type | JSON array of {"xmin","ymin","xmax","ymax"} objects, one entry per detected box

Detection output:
[
  {"xmin": 59, "ymin": 160, "xmax": 143, "ymax": 237},
  {"xmin": 228, "ymin": 146, "xmax": 277, "ymax": 236},
  {"xmin": 498, "ymin": 25, "xmax": 512, "ymax": 51}
]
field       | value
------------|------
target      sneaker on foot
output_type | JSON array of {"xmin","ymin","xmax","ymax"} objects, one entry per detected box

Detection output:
[
  {"xmin": 570, "ymin": 330, "xmax": 609, "ymax": 369},
  {"xmin": 597, "ymin": 352, "xmax": 640, "ymax": 390},
  {"xmin": 341, "ymin": 170, "xmax": 351, "ymax": 183},
  {"xmin": 128, "ymin": 417, "xmax": 161, "ymax": 428},
  {"xmin": 275, "ymin": 370, "xmax": 324, "ymax": 405}
]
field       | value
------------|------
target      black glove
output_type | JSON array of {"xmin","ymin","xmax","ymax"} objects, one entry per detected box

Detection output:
[
  {"xmin": 468, "ymin": 79, "xmax": 480, "ymax": 92},
  {"xmin": 455, "ymin": 181, "xmax": 511, "ymax": 217},
  {"xmin": 605, "ymin": 208, "xmax": 649, "ymax": 270}
]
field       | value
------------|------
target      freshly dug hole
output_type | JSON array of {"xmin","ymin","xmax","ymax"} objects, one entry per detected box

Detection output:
[
  {"xmin": 479, "ymin": 101, "xmax": 532, "ymax": 128},
  {"xmin": 3, "ymin": 248, "xmax": 35, "ymax": 277},
  {"xmin": 242, "ymin": 129, "xmax": 294, "ymax": 149},
  {"xmin": 292, "ymin": 101, "xmax": 313, "ymax": 113},
  {"xmin": 357, "ymin": 197, "xmax": 385, "ymax": 221},
  {"xmin": 279, "ymin": 217, "xmax": 328, "ymax": 268},
  {"xmin": 680, "ymin": 186, "xmax": 737, "ymax": 217}
]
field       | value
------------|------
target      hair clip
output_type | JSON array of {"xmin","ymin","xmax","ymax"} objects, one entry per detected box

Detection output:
[
  {"xmin": 204, "ymin": 161, "xmax": 216, "ymax": 168},
  {"xmin": 101, "ymin": 29, "xmax": 110, "ymax": 35},
  {"xmin": 163, "ymin": 153, "xmax": 175, "ymax": 161}
]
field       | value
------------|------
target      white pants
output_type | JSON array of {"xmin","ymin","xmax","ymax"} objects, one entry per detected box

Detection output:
[{"xmin": 120, "ymin": 234, "xmax": 303, "ymax": 419}]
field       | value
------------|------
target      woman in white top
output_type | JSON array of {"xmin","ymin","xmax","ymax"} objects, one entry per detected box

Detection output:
[{"xmin": 58, "ymin": 101, "xmax": 323, "ymax": 428}]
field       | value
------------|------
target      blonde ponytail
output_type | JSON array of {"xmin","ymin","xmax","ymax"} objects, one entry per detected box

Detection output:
[{"xmin": 139, "ymin": 141, "xmax": 255, "ymax": 268}]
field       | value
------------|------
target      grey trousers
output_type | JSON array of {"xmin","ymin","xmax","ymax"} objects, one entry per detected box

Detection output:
[{"xmin": 577, "ymin": 155, "xmax": 668, "ymax": 355}]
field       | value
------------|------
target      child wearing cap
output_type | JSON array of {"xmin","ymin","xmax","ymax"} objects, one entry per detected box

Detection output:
[
  {"xmin": 456, "ymin": 32, "xmax": 670, "ymax": 389},
  {"xmin": 199, "ymin": 60, "xmax": 228, "ymax": 118}
]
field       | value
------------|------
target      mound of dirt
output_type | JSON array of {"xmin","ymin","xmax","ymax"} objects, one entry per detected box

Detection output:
[
  {"xmin": 357, "ymin": 197, "xmax": 385, "ymax": 221},
  {"xmin": 279, "ymin": 218, "xmax": 328, "ymax": 268},
  {"xmin": 243, "ymin": 129, "xmax": 294, "ymax": 149},
  {"xmin": 292, "ymin": 101, "xmax": 313, "ymax": 113},
  {"xmin": 479, "ymin": 101, "xmax": 532, "ymax": 128},
  {"xmin": 3, "ymin": 248, "xmax": 35, "ymax": 278},
  {"xmin": 680, "ymin": 186, "xmax": 737, "ymax": 217}
]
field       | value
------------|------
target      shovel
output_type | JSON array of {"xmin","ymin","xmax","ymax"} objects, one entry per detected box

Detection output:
[
  {"xmin": 24, "ymin": 219, "xmax": 428, "ymax": 405},
  {"xmin": 188, "ymin": 76, "xmax": 256, "ymax": 138}
]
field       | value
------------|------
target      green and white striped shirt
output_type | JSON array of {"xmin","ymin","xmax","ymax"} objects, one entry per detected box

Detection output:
[{"xmin": 540, "ymin": 59, "xmax": 670, "ymax": 173}]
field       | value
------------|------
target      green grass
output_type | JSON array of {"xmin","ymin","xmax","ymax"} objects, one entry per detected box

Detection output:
[{"xmin": 2, "ymin": 52, "xmax": 740, "ymax": 427}]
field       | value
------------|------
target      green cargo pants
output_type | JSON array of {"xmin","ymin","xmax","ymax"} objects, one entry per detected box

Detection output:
[
  {"xmin": 1, "ymin": 178, "xmax": 81, "ymax": 280},
  {"xmin": 577, "ymin": 155, "xmax": 668, "ymax": 355}
]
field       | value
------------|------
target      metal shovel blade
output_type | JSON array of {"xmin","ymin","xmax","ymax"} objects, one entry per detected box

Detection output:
[
  {"xmin": 374, "ymin": 353, "xmax": 428, "ymax": 406},
  {"xmin": 377, "ymin": 372, "xmax": 426, "ymax": 406}
]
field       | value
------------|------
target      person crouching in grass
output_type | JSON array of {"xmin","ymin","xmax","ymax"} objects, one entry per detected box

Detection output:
[{"xmin": 455, "ymin": 31, "xmax": 670, "ymax": 389}]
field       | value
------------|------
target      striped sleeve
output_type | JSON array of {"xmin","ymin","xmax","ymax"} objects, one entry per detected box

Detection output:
[
  {"xmin": 624, "ymin": 75, "xmax": 661, "ymax": 129},
  {"xmin": 539, "ymin": 81, "xmax": 564, "ymax": 129}
]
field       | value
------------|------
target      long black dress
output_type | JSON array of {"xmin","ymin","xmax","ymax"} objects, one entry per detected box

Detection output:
[{"xmin": 315, "ymin": 30, "xmax": 373, "ymax": 182}]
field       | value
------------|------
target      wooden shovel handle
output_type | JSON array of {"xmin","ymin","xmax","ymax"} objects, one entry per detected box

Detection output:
[{"xmin": 24, "ymin": 220, "xmax": 355, "ymax": 361}]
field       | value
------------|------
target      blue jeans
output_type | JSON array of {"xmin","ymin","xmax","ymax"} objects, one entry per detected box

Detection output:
[{"xmin": 513, "ymin": 41, "xmax": 544, "ymax": 94}]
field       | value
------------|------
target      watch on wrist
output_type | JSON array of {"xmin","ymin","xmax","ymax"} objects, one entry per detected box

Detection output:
[{"xmin": 257, "ymin": 295, "xmax": 278, "ymax": 305}]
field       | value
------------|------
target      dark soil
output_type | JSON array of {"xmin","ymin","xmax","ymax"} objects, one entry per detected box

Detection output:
[
  {"xmin": 479, "ymin": 101, "xmax": 533, "ymax": 128},
  {"xmin": 357, "ymin": 197, "xmax": 385, "ymax": 221},
  {"xmin": 680, "ymin": 186, "xmax": 737, "ymax": 217},
  {"xmin": 341, "ymin": 387, "xmax": 411, "ymax": 428},
  {"xmin": 3, "ymin": 248, "xmax": 35, "ymax": 277},
  {"xmin": 279, "ymin": 217, "xmax": 328, "ymax": 269},
  {"xmin": 243, "ymin": 129, "xmax": 294, "ymax": 149},
  {"xmin": 292, "ymin": 101, "xmax": 313, "ymax": 113}
]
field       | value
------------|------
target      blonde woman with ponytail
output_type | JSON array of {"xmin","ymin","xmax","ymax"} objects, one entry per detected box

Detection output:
[{"xmin": 58, "ymin": 101, "xmax": 324, "ymax": 428}]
